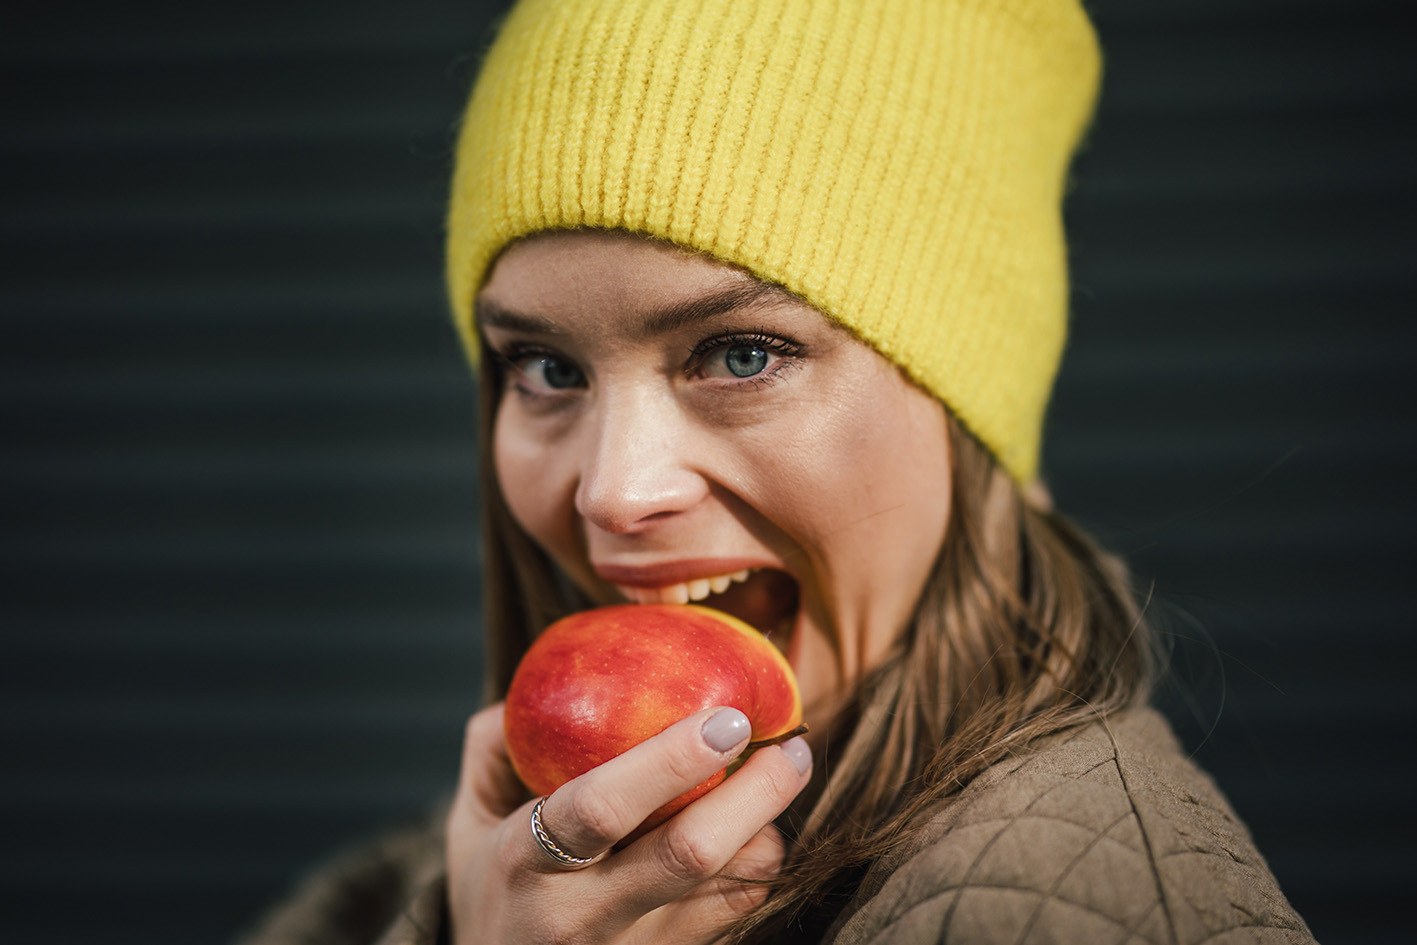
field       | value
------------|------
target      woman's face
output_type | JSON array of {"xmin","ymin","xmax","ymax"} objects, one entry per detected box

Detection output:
[{"xmin": 479, "ymin": 231, "xmax": 952, "ymax": 733}]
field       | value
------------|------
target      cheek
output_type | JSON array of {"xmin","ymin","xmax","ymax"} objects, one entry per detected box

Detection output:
[
  {"xmin": 875, "ymin": 392, "xmax": 952, "ymax": 562},
  {"xmin": 493, "ymin": 410, "xmax": 574, "ymax": 554},
  {"xmin": 783, "ymin": 377, "xmax": 951, "ymax": 602},
  {"xmin": 801, "ymin": 382, "xmax": 947, "ymax": 523},
  {"xmin": 889, "ymin": 393, "xmax": 953, "ymax": 537}
]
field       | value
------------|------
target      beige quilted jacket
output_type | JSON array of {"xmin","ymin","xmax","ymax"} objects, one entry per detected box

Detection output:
[{"xmin": 237, "ymin": 708, "xmax": 1314, "ymax": 945}]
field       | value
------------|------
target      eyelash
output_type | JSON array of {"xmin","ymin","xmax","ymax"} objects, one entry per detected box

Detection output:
[
  {"xmin": 490, "ymin": 327, "xmax": 806, "ymax": 402},
  {"xmin": 494, "ymin": 342, "xmax": 584, "ymax": 402},
  {"xmin": 687, "ymin": 329, "xmax": 805, "ymax": 388}
]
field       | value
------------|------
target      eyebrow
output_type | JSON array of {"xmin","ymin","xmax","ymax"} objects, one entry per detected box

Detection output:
[
  {"xmin": 475, "ymin": 280, "xmax": 796, "ymax": 339},
  {"xmin": 475, "ymin": 297, "xmax": 562, "ymax": 334},
  {"xmin": 638, "ymin": 281, "xmax": 796, "ymax": 335}
]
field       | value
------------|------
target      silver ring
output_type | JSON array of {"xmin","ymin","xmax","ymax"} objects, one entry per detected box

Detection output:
[{"xmin": 530, "ymin": 796, "xmax": 600, "ymax": 870}]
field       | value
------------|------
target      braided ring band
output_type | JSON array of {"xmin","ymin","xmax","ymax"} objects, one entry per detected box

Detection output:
[{"xmin": 530, "ymin": 796, "xmax": 600, "ymax": 870}]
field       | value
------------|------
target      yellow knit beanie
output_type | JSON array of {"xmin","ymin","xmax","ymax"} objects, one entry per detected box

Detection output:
[{"xmin": 446, "ymin": 0, "xmax": 1100, "ymax": 482}]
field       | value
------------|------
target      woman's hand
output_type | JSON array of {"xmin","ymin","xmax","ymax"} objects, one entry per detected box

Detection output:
[{"xmin": 446, "ymin": 702, "xmax": 813, "ymax": 945}]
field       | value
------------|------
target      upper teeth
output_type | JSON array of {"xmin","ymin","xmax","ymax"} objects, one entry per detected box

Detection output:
[{"xmin": 617, "ymin": 569, "xmax": 753, "ymax": 605}]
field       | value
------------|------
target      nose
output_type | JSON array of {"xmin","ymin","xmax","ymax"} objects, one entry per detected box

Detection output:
[{"xmin": 573, "ymin": 389, "xmax": 709, "ymax": 535}]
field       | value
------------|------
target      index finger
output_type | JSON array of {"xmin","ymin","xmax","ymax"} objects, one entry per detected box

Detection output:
[{"xmin": 527, "ymin": 705, "xmax": 755, "ymax": 870}]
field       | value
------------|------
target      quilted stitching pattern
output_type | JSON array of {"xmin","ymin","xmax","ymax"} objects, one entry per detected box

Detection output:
[{"xmin": 827, "ymin": 710, "xmax": 1315, "ymax": 945}]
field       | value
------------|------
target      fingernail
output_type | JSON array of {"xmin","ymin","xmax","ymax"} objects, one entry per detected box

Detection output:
[
  {"xmin": 779, "ymin": 736, "xmax": 812, "ymax": 775},
  {"xmin": 701, "ymin": 708, "xmax": 751, "ymax": 752}
]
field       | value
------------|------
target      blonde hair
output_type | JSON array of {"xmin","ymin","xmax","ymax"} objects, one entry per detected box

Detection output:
[{"xmin": 475, "ymin": 352, "xmax": 1156, "ymax": 941}]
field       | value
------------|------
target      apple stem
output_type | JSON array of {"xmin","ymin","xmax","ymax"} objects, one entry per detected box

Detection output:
[{"xmin": 745, "ymin": 723, "xmax": 809, "ymax": 751}]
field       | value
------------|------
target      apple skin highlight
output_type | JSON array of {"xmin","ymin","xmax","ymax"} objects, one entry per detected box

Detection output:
[{"xmin": 503, "ymin": 604, "xmax": 805, "ymax": 841}]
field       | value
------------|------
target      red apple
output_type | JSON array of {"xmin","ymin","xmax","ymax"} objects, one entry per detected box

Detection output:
[{"xmin": 503, "ymin": 603, "xmax": 804, "ymax": 841}]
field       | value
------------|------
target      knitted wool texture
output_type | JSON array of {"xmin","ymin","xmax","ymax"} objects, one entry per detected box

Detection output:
[{"xmin": 446, "ymin": 0, "xmax": 1100, "ymax": 481}]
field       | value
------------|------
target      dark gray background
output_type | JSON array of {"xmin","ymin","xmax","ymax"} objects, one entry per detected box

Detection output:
[{"xmin": 3, "ymin": 1, "xmax": 1413, "ymax": 942}]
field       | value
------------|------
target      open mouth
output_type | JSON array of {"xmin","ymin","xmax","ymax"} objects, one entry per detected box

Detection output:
[{"xmin": 615, "ymin": 568, "xmax": 800, "ymax": 653}]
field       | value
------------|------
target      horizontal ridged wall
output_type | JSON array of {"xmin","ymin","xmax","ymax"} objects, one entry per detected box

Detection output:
[
  {"xmin": 1054, "ymin": 6, "xmax": 1415, "ymax": 943},
  {"xmin": 2, "ymin": 1, "xmax": 1411, "ymax": 942}
]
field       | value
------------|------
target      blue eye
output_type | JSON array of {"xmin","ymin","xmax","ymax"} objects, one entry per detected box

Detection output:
[
  {"xmin": 518, "ymin": 355, "xmax": 585, "ymax": 392},
  {"xmin": 724, "ymin": 345, "xmax": 769, "ymax": 378},
  {"xmin": 693, "ymin": 330, "xmax": 802, "ymax": 385}
]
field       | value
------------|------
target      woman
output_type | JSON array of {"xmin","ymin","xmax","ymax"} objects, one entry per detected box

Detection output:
[{"xmin": 242, "ymin": 0, "xmax": 1315, "ymax": 942}]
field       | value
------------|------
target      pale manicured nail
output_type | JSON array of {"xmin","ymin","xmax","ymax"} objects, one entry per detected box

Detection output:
[
  {"xmin": 701, "ymin": 708, "xmax": 751, "ymax": 752},
  {"xmin": 780, "ymin": 736, "xmax": 812, "ymax": 775}
]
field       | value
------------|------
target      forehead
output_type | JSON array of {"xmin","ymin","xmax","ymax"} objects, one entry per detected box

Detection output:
[{"xmin": 477, "ymin": 230, "xmax": 777, "ymax": 330}]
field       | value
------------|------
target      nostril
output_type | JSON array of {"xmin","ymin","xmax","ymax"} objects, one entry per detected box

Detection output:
[{"xmin": 580, "ymin": 504, "xmax": 691, "ymax": 536}]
